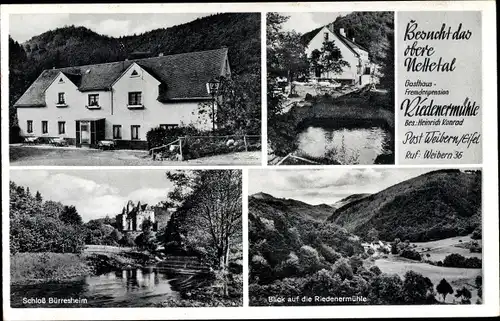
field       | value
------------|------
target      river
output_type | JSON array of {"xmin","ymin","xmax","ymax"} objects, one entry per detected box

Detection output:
[
  {"xmin": 296, "ymin": 125, "xmax": 391, "ymax": 164},
  {"xmin": 11, "ymin": 266, "xmax": 204, "ymax": 308}
]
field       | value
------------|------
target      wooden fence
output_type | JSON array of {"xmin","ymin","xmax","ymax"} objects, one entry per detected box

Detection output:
[{"xmin": 149, "ymin": 134, "xmax": 261, "ymax": 161}]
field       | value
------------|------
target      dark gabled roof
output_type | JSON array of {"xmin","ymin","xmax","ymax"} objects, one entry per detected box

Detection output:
[
  {"xmin": 301, "ymin": 25, "xmax": 369, "ymax": 57},
  {"xmin": 328, "ymin": 26, "xmax": 369, "ymax": 55},
  {"xmin": 15, "ymin": 48, "xmax": 229, "ymax": 107},
  {"xmin": 300, "ymin": 26, "xmax": 323, "ymax": 46}
]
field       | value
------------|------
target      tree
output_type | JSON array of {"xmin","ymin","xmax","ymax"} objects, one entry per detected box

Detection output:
[
  {"xmin": 455, "ymin": 286, "xmax": 472, "ymax": 304},
  {"xmin": 436, "ymin": 278, "xmax": 454, "ymax": 302},
  {"xmin": 402, "ymin": 271, "xmax": 435, "ymax": 304},
  {"xmin": 198, "ymin": 74, "xmax": 261, "ymax": 134},
  {"xmin": 105, "ymin": 229, "xmax": 123, "ymax": 246},
  {"xmin": 59, "ymin": 205, "xmax": 83, "ymax": 226},
  {"xmin": 368, "ymin": 274, "xmax": 404, "ymax": 304},
  {"xmin": 272, "ymin": 31, "xmax": 309, "ymax": 82},
  {"xmin": 162, "ymin": 170, "xmax": 242, "ymax": 297},
  {"xmin": 475, "ymin": 275, "xmax": 482, "ymax": 300},
  {"xmin": 367, "ymin": 228, "xmax": 379, "ymax": 243},
  {"xmin": 35, "ymin": 191, "xmax": 43, "ymax": 203},
  {"xmin": 318, "ymin": 40, "xmax": 350, "ymax": 76},
  {"xmin": 135, "ymin": 218, "xmax": 156, "ymax": 252}
]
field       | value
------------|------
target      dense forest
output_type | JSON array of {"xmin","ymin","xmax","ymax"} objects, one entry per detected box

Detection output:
[
  {"xmin": 9, "ymin": 13, "xmax": 261, "ymax": 133},
  {"xmin": 329, "ymin": 169, "xmax": 482, "ymax": 242},
  {"xmin": 9, "ymin": 181, "xmax": 157, "ymax": 253},
  {"xmin": 10, "ymin": 181, "xmax": 85, "ymax": 254}
]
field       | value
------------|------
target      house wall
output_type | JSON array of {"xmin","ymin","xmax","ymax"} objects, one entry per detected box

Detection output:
[
  {"xmin": 305, "ymin": 27, "xmax": 371, "ymax": 83},
  {"xmin": 17, "ymin": 64, "xmax": 213, "ymax": 148}
]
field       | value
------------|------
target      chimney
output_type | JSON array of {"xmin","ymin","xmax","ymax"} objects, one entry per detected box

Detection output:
[
  {"xmin": 339, "ymin": 28, "xmax": 346, "ymax": 37},
  {"xmin": 158, "ymin": 53, "xmax": 164, "ymax": 57}
]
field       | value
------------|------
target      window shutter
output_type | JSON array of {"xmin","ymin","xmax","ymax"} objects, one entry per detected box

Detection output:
[
  {"xmin": 75, "ymin": 120, "xmax": 81, "ymax": 147},
  {"xmin": 90, "ymin": 121, "xmax": 97, "ymax": 147}
]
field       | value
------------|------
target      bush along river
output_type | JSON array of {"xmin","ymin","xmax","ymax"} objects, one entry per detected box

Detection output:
[
  {"xmin": 295, "ymin": 118, "xmax": 393, "ymax": 165},
  {"xmin": 10, "ymin": 254, "xmax": 210, "ymax": 308}
]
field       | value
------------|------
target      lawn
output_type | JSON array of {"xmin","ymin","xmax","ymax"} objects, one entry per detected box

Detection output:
[
  {"xmin": 10, "ymin": 145, "xmax": 261, "ymax": 166},
  {"xmin": 373, "ymin": 234, "xmax": 482, "ymax": 304},
  {"xmin": 10, "ymin": 252, "xmax": 91, "ymax": 284}
]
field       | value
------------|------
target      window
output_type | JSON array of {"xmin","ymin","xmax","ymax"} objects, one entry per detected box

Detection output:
[
  {"xmin": 160, "ymin": 124, "xmax": 179, "ymax": 130},
  {"xmin": 58, "ymin": 121, "xmax": 66, "ymax": 134},
  {"xmin": 42, "ymin": 121, "xmax": 48, "ymax": 134},
  {"xmin": 58, "ymin": 78, "xmax": 64, "ymax": 84},
  {"xmin": 128, "ymin": 92, "xmax": 142, "ymax": 106},
  {"xmin": 130, "ymin": 70, "xmax": 139, "ymax": 77},
  {"xmin": 131, "ymin": 125, "xmax": 140, "ymax": 140},
  {"xmin": 27, "ymin": 120, "xmax": 33, "ymax": 133},
  {"xmin": 88, "ymin": 94, "xmax": 99, "ymax": 107},
  {"xmin": 113, "ymin": 125, "xmax": 122, "ymax": 139},
  {"xmin": 324, "ymin": 32, "xmax": 329, "ymax": 41},
  {"xmin": 58, "ymin": 92, "xmax": 65, "ymax": 104}
]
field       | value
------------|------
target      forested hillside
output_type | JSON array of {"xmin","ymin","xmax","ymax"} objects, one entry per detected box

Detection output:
[
  {"xmin": 249, "ymin": 193, "xmax": 364, "ymax": 286},
  {"xmin": 9, "ymin": 13, "xmax": 260, "ymax": 128},
  {"xmin": 328, "ymin": 169, "xmax": 482, "ymax": 242}
]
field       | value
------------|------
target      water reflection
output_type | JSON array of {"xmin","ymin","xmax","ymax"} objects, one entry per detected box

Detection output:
[
  {"xmin": 11, "ymin": 267, "xmax": 188, "ymax": 308},
  {"xmin": 297, "ymin": 126, "xmax": 390, "ymax": 164}
]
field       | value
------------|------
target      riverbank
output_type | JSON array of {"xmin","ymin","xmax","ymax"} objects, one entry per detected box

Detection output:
[
  {"xmin": 11, "ymin": 253, "xmax": 92, "ymax": 285},
  {"xmin": 10, "ymin": 250, "xmax": 154, "ymax": 285},
  {"xmin": 160, "ymin": 273, "xmax": 243, "ymax": 307}
]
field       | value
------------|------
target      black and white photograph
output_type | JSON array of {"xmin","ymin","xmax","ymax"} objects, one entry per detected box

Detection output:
[
  {"xmin": 267, "ymin": 12, "xmax": 395, "ymax": 165},
  {"xmin": 8, "ymin": 13, "xmax": 261, "ymax": 166},
  {"xmin": 9, "ymin": 169, "xmax": 243, "ymax": 307},
  {"xmin": 249, "ymin": 168, "xmax": 482, "ymax": 305}
]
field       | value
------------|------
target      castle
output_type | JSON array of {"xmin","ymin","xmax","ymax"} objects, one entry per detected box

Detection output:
[{"xmin": 115, "ymin": 200, "xmax": 174, "ymax": 232}]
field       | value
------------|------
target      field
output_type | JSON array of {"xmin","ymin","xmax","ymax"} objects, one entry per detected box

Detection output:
[
  {"xmin": 412, "ymin": 235, "xmax": 482, "ymax": 262},
  {"xmin": 373, "ymin": 235, "xmax": 482, "ymax": 304}
]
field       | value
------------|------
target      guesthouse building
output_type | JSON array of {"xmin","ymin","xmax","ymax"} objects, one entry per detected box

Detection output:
[
  {"xmin": 15, "ymin": 48, "xmax": 231, "ymax": 149},
  {"xmin": 303, "ymin": 24, "xmax": 375, "ymax": 85}
]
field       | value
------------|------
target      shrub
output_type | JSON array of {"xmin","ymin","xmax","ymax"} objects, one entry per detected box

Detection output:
[
  {"xmin": 400, "ymin": 249, "xmax": 421, "ymax": 261},
  {"xmin": 402, "ymin": 271, "xmax": 435, "ymax": 304},
  {"xmin": 318, "ymin": 244, "xmax": 341, "ymax": 263},
  {"xmin": 471, "ymin": 227, "xmax": 482, "ymax": 240},
  {"xmin": 146, "ymin": 126, "xmax": 202, "ymax": 150},
  {"xmin": 443, "ymin": 253, "xmax": 482, "ymax": 268},
  {"xmin": 119, "ymin": 233, "xmax": 136, "ymax": 247},
  {"xmin": 332, "ymin": 257, "xmax": 354, "ymax": 280},
  {"xmin": 298, "ymin": 245, "xmax": 321, "ymax": 274},
  {"xmin": 369, "ymin": 265, "xmax": 382, "ymax": 276},
  {"xmin": 368, "ymin": 274, "xmax": 404, "ymax": 304}
]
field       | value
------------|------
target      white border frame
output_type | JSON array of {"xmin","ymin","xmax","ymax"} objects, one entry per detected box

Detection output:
[{"xmin": 2, "ymin": 1, "xmax": 498, "ymax": 320}]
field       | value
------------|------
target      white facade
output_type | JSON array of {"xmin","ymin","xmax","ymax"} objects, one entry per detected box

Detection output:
[
  {"xmin": 305, "ymin": 27, "xmax": 373, "ymax": 85},
  {"xmin": 17, "ymin": 63, "xmax": 212, "ymax": 142}
]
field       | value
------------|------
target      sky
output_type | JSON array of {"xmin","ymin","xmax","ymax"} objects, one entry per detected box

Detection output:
[
  {"xmin": 9, "ymin": 13, "xmax": 212, "ymax": 43},
  {"xmin": 248, "ymin": 168, "xmax": 437, "ymax": 205},
  {"xmin": 10, "ymin": 169, "xmax": 174, "ymax": 222},
  {"xmin": 280, "ymin": 12, "xmax": 351, "ymax": 34}
]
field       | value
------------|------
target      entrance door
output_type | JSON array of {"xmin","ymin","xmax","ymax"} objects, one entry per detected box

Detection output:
[{"xmin": 80, "ymin": 121, "xmax": 90, "ymax": 145}]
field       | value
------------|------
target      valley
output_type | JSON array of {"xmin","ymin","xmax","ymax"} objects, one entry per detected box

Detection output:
[{"xmin": 249, "ymin": 169, "xmax": 482, "ymax": 306}]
